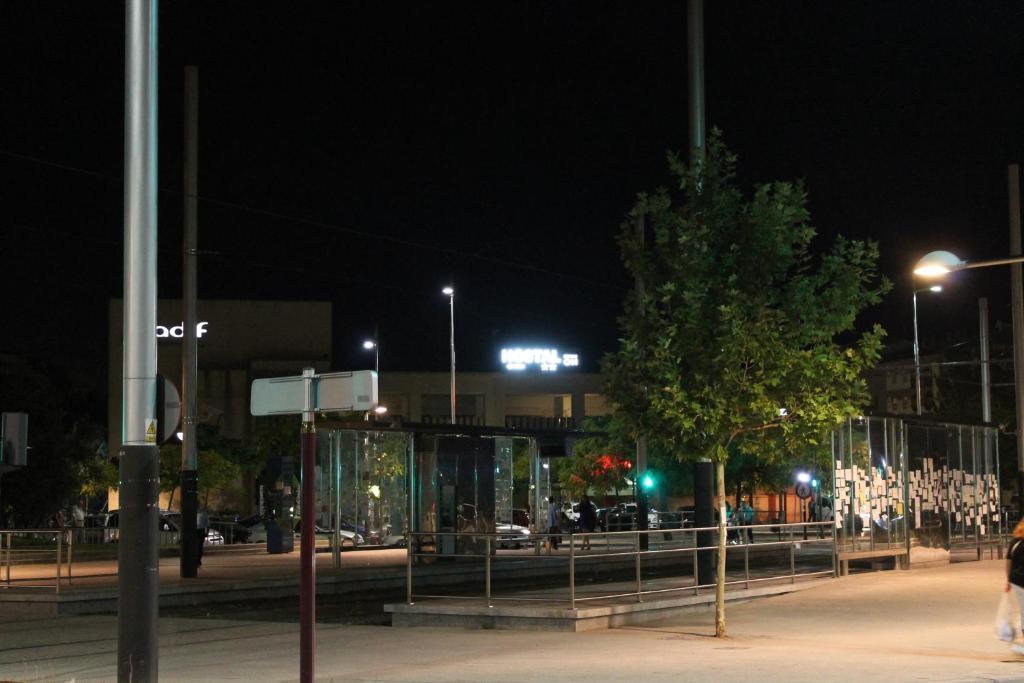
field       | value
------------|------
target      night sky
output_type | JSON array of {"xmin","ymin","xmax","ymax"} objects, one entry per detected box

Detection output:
[{"xmin": 3, "ymin": 2, "xmax": 1024, "ymax": 390}]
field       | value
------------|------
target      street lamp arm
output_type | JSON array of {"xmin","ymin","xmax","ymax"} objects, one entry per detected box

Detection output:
[{"xmin": 962, "ymin": 255, "xmax": 1024, "ymax": 270}]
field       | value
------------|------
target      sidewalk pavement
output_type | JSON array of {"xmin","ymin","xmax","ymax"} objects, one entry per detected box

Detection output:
[{"xmin": 2, "ymin": 559, "xmax": 1023, "ymax": 682}]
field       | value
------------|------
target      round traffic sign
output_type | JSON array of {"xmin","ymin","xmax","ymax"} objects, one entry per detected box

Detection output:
[{"xmin": 795, "ymin": 482, "xmax": 812, "ymax": 499}]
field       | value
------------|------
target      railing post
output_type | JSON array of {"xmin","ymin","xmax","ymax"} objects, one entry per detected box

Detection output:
[
  {"xmin": 406, "ymin": 533, "xmax": 413, "ymax": 605},
  {"xmin": 5, "ymin": 534, "xmax": 10, "ymax": 585},
  {"xmin": 56, "ymin": 528, "xmax": 62, "ymax": 594},
  {"xmin": 635, "ymin": 531, "xmax": 643, "ymax": 602},
  {"xmin": 569, "ymin": 534, "xmax": 576, "ymax": 610},
  {"xmin": 790, "ymin": 540, "xmax": 796, "ymax": 584},
  {"xmin": 744, "ymin": 542, "xmax": 749, "ymax": 590},
  {"xmin": 68, "ymin": 529, "xmax": 74, "ymax": 584},
  {"xmin": 485, "ymin": 535, "xmax": 492, "ymax": 608},
  {"xmin": 693, "ymin": 545, "xmax": 699, "ymax": 595}
]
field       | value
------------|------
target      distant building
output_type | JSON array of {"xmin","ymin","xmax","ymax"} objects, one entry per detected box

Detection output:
[
  {"xmin": 377, "ymin": 371, "xmax": 611, "ymax": 429},
  {"xmin": 866, "ymin": 355, "xmax": 942, "ymax": 416},
  {"xmin": 107, "ymin": 299, "xmax": 332, "ymax": 509}
]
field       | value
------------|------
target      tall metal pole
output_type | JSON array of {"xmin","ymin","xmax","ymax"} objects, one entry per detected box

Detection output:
[
  {"xmin": 980, "ymin": 298, "xmax": 992, "ymax": 424},
  {"xmin": 688, "ymin": 0, "xmax": 714, "ymax": 587},
  {"xmin": 180, "ymin": 64, "xmax": 200, "ymax": 579},
  {"xmin": 687, "ymin": 0, "xmax": 706, "ymax": 162},
  {"xmin": 119, "ymin": 0, "xmax": 160, "ymax": 679},
  {"xmin": 912, "ymin": 289, "xmax": 923, "ymax": 415},
  {"xmin": 635, "ymin": 214, "xmax": 649, "ymax": 550},
  {"xmin": 299, "ymin": 367, "xmax": 317, "ymax": 683},
  {"xmin": 447, "ymin": 290, "xmax": 456, "ymax": 424},
  {"xmin": 1008, "ymin": 164, "xmax": 1024, "ymax": 513},
  {"xmin": 980, "ymin": 297, "xmax": 994, "ymax": 487}
]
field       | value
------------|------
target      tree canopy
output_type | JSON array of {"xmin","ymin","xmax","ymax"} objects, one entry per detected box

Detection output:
[{"xmin": 604, "ymin": 132, "xmax": 889, "ymax": 467}]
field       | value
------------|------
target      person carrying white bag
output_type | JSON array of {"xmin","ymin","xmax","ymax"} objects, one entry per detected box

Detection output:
[{"xmin": 1001, "ymin": 520, "xmax": 1024, "ymax": 652}]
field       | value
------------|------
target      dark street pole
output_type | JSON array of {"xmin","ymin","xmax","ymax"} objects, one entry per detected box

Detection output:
[
  {"xmin": 119, "ymin": 0, "xmax": 160, "ymax": 679},
  {"xmin": 299, "ymin": 367, "xmax": 317, "ymax": 683},
  {"xmin": 1008, "ymin": 164, "xmax": 1024, "ymax": 516},
  {"xmin": 635, "ymin": 214, "xmax": 649, "ymax": 550},
  {"xmin": 180, "ymin": 64, "xmax": 200, "ymax": 579},
  {"xmin": 687, "ymin": 0, "xmax": 715, "ymax": 587}
]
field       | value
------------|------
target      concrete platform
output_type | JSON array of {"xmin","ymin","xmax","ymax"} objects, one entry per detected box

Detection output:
[{"xmin": 386, "ymin": 576, "xmax": 830, "ymax": 631}]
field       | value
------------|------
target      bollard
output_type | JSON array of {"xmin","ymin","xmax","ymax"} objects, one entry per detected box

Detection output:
[
  {"xmin": 569, "ymin": 537, "xmax": 576, "ymax": 609},
  {"xmin": 635, "ymin": 531, "xmax": 642, "ymax": 603},
  {"xmin": 485, "ymin": 535, "xmax": 492, "ymax": 608}
]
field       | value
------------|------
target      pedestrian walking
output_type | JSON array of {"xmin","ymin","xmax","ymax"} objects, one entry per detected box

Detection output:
[
  {"xmin": 579, "ymin": 494, "xmax": 597, "ymax": 550},
  {"xmin": 547, "ymin": 497, "xmax": 561, "ymax": 551},
  {"xmin": 739, "ymin": 499, "xmax": 754, "ymax": 543},
  {"xmin": 71, "ymin": 500, "xmax": 86, "ymax": 543},
  {"xmin": 1005, "ymin": 520, "xmax": 1024, "ymax": 653},
  {"xmin": 724, "ymin": 501, "xmax": 739, "ymax": 544},
  {"xmin": 196, "ymin": 507, "xmax": 210, "ymax": 566}
]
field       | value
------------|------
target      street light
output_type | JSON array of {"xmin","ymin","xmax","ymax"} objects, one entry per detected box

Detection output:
[
  {"xmin": 913, "ymin": 247, "xmax": 1024, "ymax": 513},
  {"xmin": 362, "ymin": 339, "xmax": 378, "ymax": 374},
  {"xmin": 442, "ymin": 286, "xmax": 456, "ymax": 425},
  {"xmin": 914, "ymin": 250, "xmax": 1024, "ymax": 277},
  {"xmin": 912, "ymin": 284, "xmax": 943, "ymax": 415}
]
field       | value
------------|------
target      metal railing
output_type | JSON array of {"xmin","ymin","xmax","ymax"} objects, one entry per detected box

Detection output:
[
  {"xmin": 406, "ymin": 521, "xmax": 836, "ymax": 609},
  {"xmin": 0, "ymin": 529, "xmax": 73, "ymax": 594}
]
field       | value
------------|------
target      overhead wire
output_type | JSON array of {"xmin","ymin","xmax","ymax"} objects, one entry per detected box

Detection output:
[{"xmin": 0, "ymin": 147, "xmax": 626, "ymax": 292}]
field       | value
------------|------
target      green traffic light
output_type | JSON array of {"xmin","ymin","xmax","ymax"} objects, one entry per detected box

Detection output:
[
  {"xmin": 641, "ymin": 473, "xmax": 655, "ymax": 490},
  {"xmin": 811, "ymin": 479, "xmax": 819, "ymax": 488}
]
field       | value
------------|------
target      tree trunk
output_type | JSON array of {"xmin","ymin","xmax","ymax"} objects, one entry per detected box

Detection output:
[
  {"xmin": 715, "ymin": 459, "xmax": 727, "ymax": 638},
  {"xmin": 167, "ymin": 487, "xmax": 176, "ymax": 511}
]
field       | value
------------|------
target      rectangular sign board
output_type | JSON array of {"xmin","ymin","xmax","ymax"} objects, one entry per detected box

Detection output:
[
  {"xmin": 250, "ymin": 375, "xmax": 308, "ymax": 416},
  {"xmin": 250, "ymin": 370, "xmax": 378, "ymax": 416},
  {"xmin": 1, "ymin": 412, "xmax": 28, "ymax": 467},
  {"xmin": 317, "ymin": 370, "xmax": 377, "ymax": 413}
]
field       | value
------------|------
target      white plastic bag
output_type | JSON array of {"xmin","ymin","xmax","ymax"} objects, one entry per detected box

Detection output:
[{"xmin": 996, "ymin": 591, "xmax": 1019, "ymax": 642}]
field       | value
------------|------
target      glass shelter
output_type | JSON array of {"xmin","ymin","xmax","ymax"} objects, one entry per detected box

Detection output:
[
  {"xmin": 832, "ymin": 416, "xmax": 1002, "ymax": 564},
  {"xmin": 317, "ymin": 423, "xmax": 566, "ymax": 560}
]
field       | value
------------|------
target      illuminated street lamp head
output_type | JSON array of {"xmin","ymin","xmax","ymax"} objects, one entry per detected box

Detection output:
[
  {"xmin": 796, "ymin": 471, "xmax": 811, "ymax": 484},
  {"xmin": 442, "ymin": 286, "xmax": 454, "ymax": 296},
  {"xmin": 362, "ymin": 340, "xmax": 376, "ymax": 350},
  {"xmin": 928, "ymin": 285, "xmax": 942, "ymax": 293},
  {"xmin": 913, "ymin": 250, "xmax": 965, "ymax": 278},
  {"xmin": 373, "ymin": 405, "xmax": 388, "ymax": 415}
]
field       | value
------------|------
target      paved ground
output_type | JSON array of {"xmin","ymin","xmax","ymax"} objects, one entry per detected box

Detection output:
[{"xmin": 1, "ymin": 559, "xmax": 1023, "ymax": 682}]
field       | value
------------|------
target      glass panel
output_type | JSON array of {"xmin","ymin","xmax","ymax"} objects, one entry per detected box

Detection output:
[
  {"xmin": 495, "ymin": 437, "xmax": 514, "ymax": 525},
  {"xmin": 850, "ymin": 417, "xmax": 870, "ymax": 549}
]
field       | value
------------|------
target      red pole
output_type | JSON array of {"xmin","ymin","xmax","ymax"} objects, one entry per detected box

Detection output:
[{"xmin": 300, "ymin": 418, "xmax": 317, "ymax": 682}]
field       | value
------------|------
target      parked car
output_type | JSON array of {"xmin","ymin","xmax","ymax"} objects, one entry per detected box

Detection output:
[
  {"xmin": 166, "ymin": 513, "xmax": 225, "ymax": 545},
  {"xmin": 293, "ymin": 519, "xmax": 364, "ymax": 547},
  {"xmin": 496, "ymin": 522, "xmax": 531, "ymax": 549},
  {"xmin": 103, "ymin": 510, "xmax": 224, "ymax": 545}
]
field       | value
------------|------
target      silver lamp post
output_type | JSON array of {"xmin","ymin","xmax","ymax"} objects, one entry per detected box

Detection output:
[
  {"xmin": 911, "ymin": 284, "xmax": 942, "ymax": 415},
  {"xmin": 443, "ymin": 286, "xmax": 456, "ymax": 424},
  {"xmin": 914, "ymin": 245, "xmax": 1024, "ymax": 510}
]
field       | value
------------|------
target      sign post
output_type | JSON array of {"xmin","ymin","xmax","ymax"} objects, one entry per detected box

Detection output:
[{"xmin": 250, "ymin": 368, "xmax": 377, "ymax": 683}]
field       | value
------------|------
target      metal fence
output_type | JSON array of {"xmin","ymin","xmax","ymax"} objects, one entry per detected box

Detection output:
[
  {"xmin": 0, "ymin": 529, "xmax": 73, "ymax": 594},
  {"xmin": 406, "ymin": 521, "xmax": 835, "ymax": 609}
]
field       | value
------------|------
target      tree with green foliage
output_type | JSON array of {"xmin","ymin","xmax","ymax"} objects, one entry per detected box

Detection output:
[
  {"xmin": 603, "ymin": 132, "xmax": 889, "ymax": 637},
  {"xmin": 0, "ymin": 358, "xmax": 107, "ymax": 526}
]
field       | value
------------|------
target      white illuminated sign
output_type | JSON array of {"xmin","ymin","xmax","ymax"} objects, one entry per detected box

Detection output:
[
  {"xmin": 156, "ymin": 322, "xmax": 209, "ymax": 339},
  {"xmin": 500, "ymin": 348, "xmax": 580, "ymax": 372}
]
